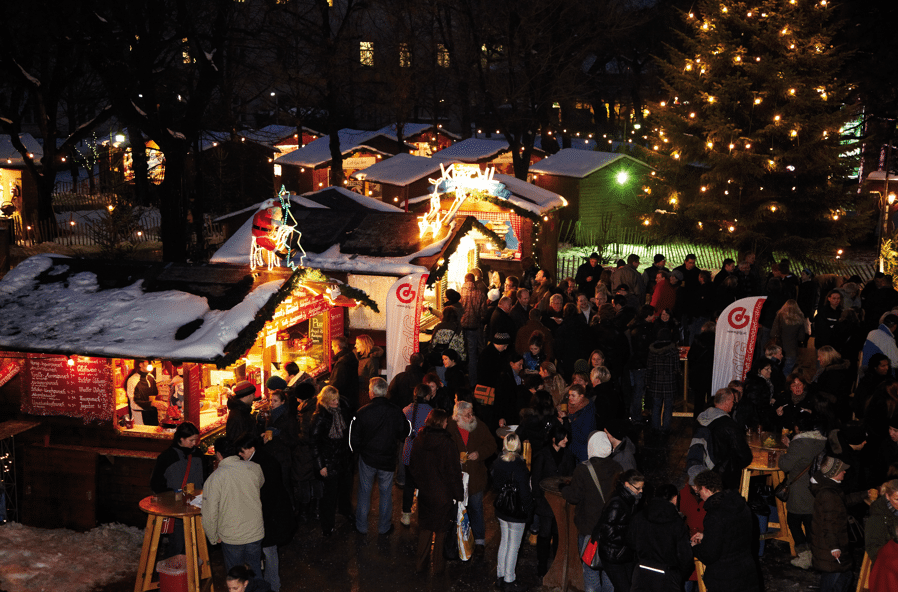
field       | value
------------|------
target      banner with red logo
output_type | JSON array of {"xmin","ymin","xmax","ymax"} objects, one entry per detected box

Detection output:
[
  {"xmin": 386, "ymin": 273, "xmax": 428, "ymax": 381},
  {"xmin": 712, "ymin": 296, "xmax": 767, "ymax": 393}
]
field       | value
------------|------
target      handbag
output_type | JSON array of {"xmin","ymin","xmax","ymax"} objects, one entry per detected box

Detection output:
[
  {"xmin": 474, "ymin": 385, "xmax": 495, "ymax": 406},
  {"xmin": 774, "ymin": 459, "xmax": 813, "ymax": 502},
  {"xmin": 161, "ymin": 453, "xmax": 193, "ymax": 535},
  {"xmin": 457, "ymin": 503, "xmax": 475, "ymax": 561},
  {"xmin": 425, "ymin": 328, "xmax": 460, "ymax": 367},
  {"xmin": 579, "ymin": 461, "xmax": 606, "ymax": 570},
  {"xmin": 494, "ymin": 478, "xmax": 527, "ymax": 519}
]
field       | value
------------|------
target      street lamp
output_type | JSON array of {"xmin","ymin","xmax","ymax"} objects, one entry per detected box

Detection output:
[{"xmin": 874, "ymin": 189, "xmax": 897, "ymax": 272}]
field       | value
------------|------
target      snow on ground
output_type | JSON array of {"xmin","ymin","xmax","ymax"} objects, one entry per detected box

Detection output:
[{"xmin": 0, "ymin": 522, "xmax": 143, "ymax": 592}]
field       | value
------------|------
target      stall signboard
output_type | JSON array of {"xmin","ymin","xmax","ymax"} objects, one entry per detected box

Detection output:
[
  {"xmin": 329, "ymin": 307, "xmax": 344, "ymax": 342},
  {"xmin": 21, "ymin": 354, "xmax": 113, "ymax": 422},
  {"xmin": 269, "ymin": 293, "xmax": 331, "ymax": 334},
  {"xmin": 309, "ymin": 315, "xmax": 325, "ymax": 346},
  {"xmin": 184, "ymin": 363, "xmax": 203, "ymax": 427}
]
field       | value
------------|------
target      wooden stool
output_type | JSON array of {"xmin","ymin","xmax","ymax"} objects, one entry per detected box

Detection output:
[
  {"xmin": 695, "ymin": 559, "xmax": 708, "ymax": 592},
  {"xmin": 856, "ymin": 552, "xmax": 872, "ymax": 592},
  {"xmin": 738, "ymin": 464, "xmax": 796, "ymax": 556},
  {"xmin": 135, "ymin": 491, "xmax": 213, "ymax": 592}
]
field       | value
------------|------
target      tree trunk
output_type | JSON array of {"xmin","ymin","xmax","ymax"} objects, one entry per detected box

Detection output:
[
  {"xmin": 159, "ymin": 147, "xmax": 188, "ymax": 262},
  {"xmin": 129, "ymin": 125, "xmax": 150, "ymax": 207}
]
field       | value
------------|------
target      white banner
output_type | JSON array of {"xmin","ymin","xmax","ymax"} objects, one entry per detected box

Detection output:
[
  {"xmin": 712, "ymin": 296, "xmax": 767, "ymax": 393},
  {"xmin": 385, "ymin": 273, "xmax": 428, "ymax": 382}
]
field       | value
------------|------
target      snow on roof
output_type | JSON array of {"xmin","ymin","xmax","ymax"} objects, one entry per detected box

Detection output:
[
  {"xmin": 213, "ymin": 194, "xmax": 325, "ymax": 223},
  {"xmin": 0, "ymin": 254, "xmax": 287, "ymax": 362},
  {"xmin": 432, "ymin": 138, "xmax": 509, "ymax": 162},
  {"xmin": 241, "ymin": 124, "xmax": 321, "ymax": 147},
  {"xmin": 406, "ymin": 174, "xmax": 565, "ymax": 214},
  {"xmin": 274, "ymin": 129, "xmax": 396, "ymax": 167},
  {"xmin": 534, "ymin": 136, "xmax": 599, "ymax": 152},
  {"xmin": 0, "ymin": 133, "xmax": 43, "ymax": 167},
  {"xmin": 529, "ymin": 148, "xmax": 651, "ymax": 178},
  {"xmin": 376, "ymin": 123, "xmax": 461, "ymax": 141},
  {"xmin": 493, "ymin": 174, "xmax": 566, "ymax": 213},
  {"xmin": 866, "ymin": 170, "xmax": 898, "ymax": 182},
  {"xmin": 302, "ymin": 186, "xmax": 403, "ymax": 212},
  {"xmin": 351, "ymin": 153, "xmax": 459, "ymax": 186}
]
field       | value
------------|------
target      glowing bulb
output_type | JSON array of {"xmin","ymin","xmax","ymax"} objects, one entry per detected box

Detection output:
[
  {"xmin": 790, "ymin": 130, "xmax": 798, "ymax": 137},
  {"xmin": 707, "ymin": 142, "xmax": 714, "ymax": 149},
  {"xmin": 754, "ymin": 98, "xmax": 762, "ymax": 105},
  {"xmin": 701, "ymin": 186, "xmax": 707, "ymax": 192},
  {"xmin": 107, "ymin": 205, "xmax": 114, "ymax": 212},
  {"xmin": 789, "ymin": 88, "xmax": 796, "ymax": 95},
  {"xmin": 745, "ymin": 143, "xmax": 751, "ymax": 149},
  {"xmin": 660, "ymin": 101, "xmax": 666, "ymax": 107},
  {"xmin": 689, "ymin": 112, "xmax": 696, "ymax": 118},
  {"xmin": 707, "ymin": 96, "xmax": 715, "ymax": 103},
  {"xmin": 728, "ymin": 225, "xmax": 735, "ymax": 232},
  {"xmin": 728, "ymin": 143, "xmax": 735, "ymax": 150},
  {"xmin": 685, "ymin": 64, "xmax": 693, "ymax": 71},
  {"xmin": 67, "ymin": 357, "xmax": 75, "ymax": 367},
  {"xmin": 643, "ymin": 219, "xmax": 651, "ymax": 226},
  {"xmin": 774, "ymin": 115, "xmax": 781, "ymax": 122},
  {"xmin": 770, "ymin": 205, "xmax": 777, "ymax": 212}
]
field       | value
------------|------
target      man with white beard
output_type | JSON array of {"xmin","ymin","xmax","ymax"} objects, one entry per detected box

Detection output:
[{"xmin": 447, "ymin": 400, "xmax": 497, "ymax": 558}]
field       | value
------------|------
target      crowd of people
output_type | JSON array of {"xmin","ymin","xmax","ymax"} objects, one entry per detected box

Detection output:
[{"xmin": 149, "ymin": 251, "xmax": 898, "ymax": 592}]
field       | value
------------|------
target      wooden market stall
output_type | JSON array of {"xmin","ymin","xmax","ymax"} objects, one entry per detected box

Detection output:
[{"xmin": 0, "ymin": 256, "xmax": 364, "ymax": 529}]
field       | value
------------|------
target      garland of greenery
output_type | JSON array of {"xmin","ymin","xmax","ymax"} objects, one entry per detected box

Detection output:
[{"xmin": 425, "ymin": 217, "xmax": 506, "ymax": 287}]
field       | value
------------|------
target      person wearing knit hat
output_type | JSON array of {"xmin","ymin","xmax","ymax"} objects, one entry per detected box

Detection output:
[
  {"xmin": 605, "ymin": 419, "xmax": 637, "ymax": 471},
  {"xmin": 226, "ymin": 380, "xmax": 261, "ymax": 440},
  {"xmin": 810, "ymin": 455, "xmax": 869, "ymax": 589},
  {"xmin": 266, "ymin": 375, "xmax": 288, "ymax": 392},
  {"xmin": 562, "ymin": 429, "xmax": 622, "ymax": 592}
]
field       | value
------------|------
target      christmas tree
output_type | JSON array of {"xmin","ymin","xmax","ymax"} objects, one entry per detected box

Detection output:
[{"xmin": 640, "ymin": 0, "xmax": 863, "ymax": 257}]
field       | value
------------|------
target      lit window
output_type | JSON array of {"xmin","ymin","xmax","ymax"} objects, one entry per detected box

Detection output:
[
  {"xmin": 437, "ymin": 44, "xmax": 450, "ymax": 67},
  {"xmin": 399, "ymin": 43, "xmax": 411, "ymax": 68},
  {"xmin": 360, "ymin": 41, "xmax": 374, "ymax": 66}
]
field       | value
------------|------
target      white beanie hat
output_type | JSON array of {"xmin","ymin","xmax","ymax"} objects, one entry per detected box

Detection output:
[{"xmin": 587, "ymin": 430, "xmax": 612, "ymax": 459}]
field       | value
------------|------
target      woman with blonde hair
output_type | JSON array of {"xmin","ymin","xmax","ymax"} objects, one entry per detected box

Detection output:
[
  {"xmin": 355, "ymin": 334, "xmax": 384, "ymax": 396},
  {"xmin": 309, "ymin": 385, "xmax": 353, "ymax": 536},
  {"xmin": 539, "ymin": 361, "xmax": 567, "ymax": 408},
  {"xmin": 771, "ymin": 299, "xmax": 808, "ymax": 376},
  {"xmin": 491, "ymin": 433, "xmax": 532, "ymax": 590}
]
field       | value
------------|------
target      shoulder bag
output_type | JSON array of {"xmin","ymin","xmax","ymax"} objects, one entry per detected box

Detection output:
[
  {"xmin": 773, "ymin": 458, "xmax": 813, "ymax": 502},
  {"xmin": 579, "ymin": 461, "xmax": 606, "ymax": 570}
]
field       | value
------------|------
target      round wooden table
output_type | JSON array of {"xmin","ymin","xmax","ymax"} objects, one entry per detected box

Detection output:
[
  {"xmin": 135, "ymin": 491, "xmax": 213, "ymax": 592},
  {"xmin": 738, "ymin": 431, "xmax": 795, "ymax": 557},
  {"xmin": 540, "ymin": 476, "xmax": 583, "ymax": 592}
]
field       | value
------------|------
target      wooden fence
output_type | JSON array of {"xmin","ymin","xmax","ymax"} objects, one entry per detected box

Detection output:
[
  {"xmin": 557, "ymin": 248, "xmax": 878, "ymax": 284},
  {"xmin": 11, "ymin": 213, "xmax": 162, "ymax": 247}
]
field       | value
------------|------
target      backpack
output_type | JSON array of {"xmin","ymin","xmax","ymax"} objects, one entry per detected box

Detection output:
[
  {"xmin": 686, "ymin": 423, "xmax": 716, "ymax": 471},
  {"xmin": 494, "ymin": 478, "xmax": 528, "ymax": 519}
]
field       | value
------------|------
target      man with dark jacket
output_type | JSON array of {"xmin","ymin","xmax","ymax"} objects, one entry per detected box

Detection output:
[
  {"xmin": 349, "ymin": 377, "xmax": 412, "ymax": 535},
  {"xmin": 509, "ymin": 289, "xmax": 531, "ymax": 335},
  {"xmin": 328, "ymin": 336, "xmax": 359, "ymax": 411},
  {"xmin": 515, "ymin": 307, "xmax": 554, "ymax": 358},
  {"xmin": 460, "ymin": 272, "xmax": 489, "ymax": 387},
  {"xmin": 691, "ymin": 470, "xmax": 760, "ymax": 592},
  {"xmin": 575, "ymin": 252, "xmax": 602, "ymax": 296},
  {"xmin": 226, "ymin": 380, "xmax": 261, "ymax": 439},
  {"xmin": 387, "ymin": 353, "xmax": 426, "ymax": 409},
  {"xmin": 627, "ymin": 483, "xmax": 694, "ymax": 591},
  {"xmin": 489, "ymin": 296, "xmax": 517, "ymax": 343},
  {"xmin": 810, "ymin": 457, "xmax": 868, "ymax": 592},
  {"xmin": 695, "ymin": 389, "xmax": 753, "ymax": 490},
  {"xmin": 236, "ymin": 434, "xmax": 295, "ymax": 591}
]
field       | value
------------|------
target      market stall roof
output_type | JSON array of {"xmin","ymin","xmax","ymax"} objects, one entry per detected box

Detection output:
[
  {"xmin": 529, "ymin": 148, "xmax": 652, "ymax": 179},
  {"xmin": 432, "ymin": 138, "xmax": 510, "ymax": 163},
  {"xmin": 300, "ymin": 186, "xmax": 403, "ymax": 212},
  {"xmin": 375, "ymin": 123, "xmax": 461, "ymax": 141},
  {"xmin": 241, "ymin": 124, "xmax": 322, "ymax": 147},
  {"xmin": 274, "ymin": 129, "xmax": 411, "ymax": 168},
  {"xmin": 212, "ymin": 204, "xmax": 502, "ymax": 279},
  {"xmin": 0, "ymin": 255, "xmax": 304, "ymax": 366},
  {"xmin": 351, "ymin": 153, "xmax": 459, "ymax": 186},
  {"xmin": 0, "ymin": 134, "xmax": 43, "ymax": 167},
  {"xmin": 406, "ymin": 173, "xmax": 566, "ymax": 215}
]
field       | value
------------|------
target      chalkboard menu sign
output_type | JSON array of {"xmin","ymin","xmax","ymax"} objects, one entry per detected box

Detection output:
[{"xmin": 21, "ymin": 354, "xmax": 113, "ymax": 422}]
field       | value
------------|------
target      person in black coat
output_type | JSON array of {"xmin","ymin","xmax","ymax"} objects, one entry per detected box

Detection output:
[
  {"xmin": 626, "ymin": 483, "xmax": 693, "ymax": 592},
  {"xmin": 236, "ymin": 435, "xmax": 295, "ymax": 592},
  {"xmin": 150, "ymin": 422, "xmax": 205, "ymax": 558},
  {"xmin": 409, "ymin": 409, "xmax": 465, "ymax": 575},
  {"xmin": 598, "ymin": 469, "xmax": 644, "ymax": 592},
  {"xmin": 226, "ymin": 381, "xmax": 261, "ymax": 439},
  {"xmin": 309, "ymin": 386, "xmax": 354, "ymax": 536},
  {"xmin": 327, "ymin": 336, "xmax": 359, "ymax": 412},
  {"xmin": 349, "ymin": 377, "xmax": 412, "ymax": 534},
  {"xmin": 387, "ymin": 353, "xmax": 426, "ymax": 410},
  {"xmin": 688, "ymin": 321, "xmax": 716, "ymax": 419},
  {"xmin": 292, "ymin": 382, "xmax": 320, "ymax": 523},
  {"xmin": 691, "ymin": 470, "xmax": 761, "ymax": 592},
  {"xmin": 262, "ymin": 389, "xmax": 298, "ymax": 506},
  {"xmin": 530, "ymin": 422, "xmax": 576, "ymax": 577},
  {"xmin": 555, "ymin": 303, "xmax": 591, "ymax": 382}
]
